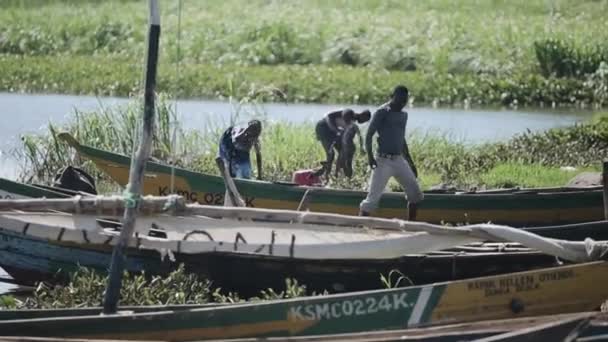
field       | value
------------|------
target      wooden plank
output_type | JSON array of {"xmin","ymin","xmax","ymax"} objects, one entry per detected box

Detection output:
[
  {"xmin": 215, "ymin": 157, "xmax": 245, "ymax": 207},
  {"xmin": 296, "ymin": 189, "xmax": 313, "ymax": 212},
  {"xmin": 0, "ymin": 338, "xmax": 160, "ymax": 342},
  {"xmin": 206, "ymin": 312, "xmax": 599, "ymax": 342},
  {"xmin": 470, "ymin": 314, "xmax": 591, "ymax": 341},
  {"xmin": 603, "ymin": 161, "xmax": 608, "ymax": 220},
  {"xmin": 102, "ymin": 0, "xmax": 161, "ymax": 314}
]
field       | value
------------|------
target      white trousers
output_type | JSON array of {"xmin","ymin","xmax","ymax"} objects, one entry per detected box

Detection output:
[{"xmin": 360, "ymin": 155, "xmax": 424, "ymax": 213}]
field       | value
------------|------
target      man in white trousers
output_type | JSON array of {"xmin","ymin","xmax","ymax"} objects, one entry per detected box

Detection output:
[{"xmin": 359, "ymin": 85, "xmax": 423, "ymax": 220}]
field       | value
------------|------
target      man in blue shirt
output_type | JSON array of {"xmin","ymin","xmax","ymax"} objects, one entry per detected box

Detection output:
[
  {"xmin": 218, "ymin": 120, "xmax": 263, "ymax": 180},
  {"xmin": 359, "ymin": 86, "xmax": 423, "ymax": 220}
]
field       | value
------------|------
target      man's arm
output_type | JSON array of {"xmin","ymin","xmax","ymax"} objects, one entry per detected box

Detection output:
[
  {"xmin": 403, "ymin": 139, "xmax": 418, "ymax": 178},
  {"xmin": 366, "ymin": 109, "xmax": 384, "ymax": 168},
  {"xmin": 356, "ymin": 125, "xmax": 365, "ymax": 153},
  {"xmin": 254, "ymin": 140, "xmax": 263, "ymax": 180}
]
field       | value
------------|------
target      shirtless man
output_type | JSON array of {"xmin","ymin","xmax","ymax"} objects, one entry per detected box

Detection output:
[
  {"xmin": 359, "ymin": 86, "xmax": 423, "ymax": 220},
  {"xmin": 334, "ymin": 114, "xmax": 364, "ymax": 178},
  {"xmin": 316, "ymin": 109, "xmax": 370, "ymax": 178}
]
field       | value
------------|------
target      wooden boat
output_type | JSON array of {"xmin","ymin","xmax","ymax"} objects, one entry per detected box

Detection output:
[
  {"xmin": 1, "ymin": 311, "xmax": 605, "ymax": 342},
  {"xmin": 1, "ymin": 261, "xmax": 607, "ymax": 341},
  {"xmin": 205, "ymin": 311, "xmax": 608, "ymax": 342},
  {"xmin": 4, "ymin": 176, "xmax": 608, "ymax": 241},
  {"xmin": 0, "ymin": 226, "xmax": 563, "ymax": 296},
  {"xmin": 1, "ymin": 195, "xmax": 607, "ymax": 295},
  {"xmin": 57, "ymin": 132, "xmax": 604, "ymax": 226}
]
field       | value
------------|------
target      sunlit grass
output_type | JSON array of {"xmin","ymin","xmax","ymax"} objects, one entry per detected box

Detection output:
[
  {"xmin": 1, "ymin": 0, "xmax": 608, "ymax": 106},
  {"xmin": 13, "ymin": 94, "xmax": 608, "ymax": 192},
  {"xmin": 479, "ymin": 163, "xmax": 600, "ymax": 189}
]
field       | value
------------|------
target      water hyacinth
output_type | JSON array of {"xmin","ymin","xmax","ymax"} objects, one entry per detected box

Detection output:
[{"xmin": 1, "ymin": 0, "xmax": 608, "ymax": 107}]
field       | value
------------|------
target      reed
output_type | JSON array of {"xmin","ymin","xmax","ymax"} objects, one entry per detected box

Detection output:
[{"xmin": 11, "ymin": 95, "xmax": 608, "ymax": 191}]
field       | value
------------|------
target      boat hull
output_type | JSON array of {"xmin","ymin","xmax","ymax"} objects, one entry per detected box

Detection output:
[
  {"xmin": 61, "ymin": 135, "xmax": 605, "ymax": 226},
  {"xmin": 0, "ymin": 228, "xmax": 562, "ymax": 296},
  {"xmin": 1, "ymin": 262, "xmax": 607, "ymax": 341}
]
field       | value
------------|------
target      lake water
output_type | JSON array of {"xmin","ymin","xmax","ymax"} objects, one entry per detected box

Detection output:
[
  {"xmin": 0, "ymin": 92, "xmax": 595, "ymax": 294},
  {"xmin": 0, "ymin": 92, "xmax": 593, "ymax": 180}
]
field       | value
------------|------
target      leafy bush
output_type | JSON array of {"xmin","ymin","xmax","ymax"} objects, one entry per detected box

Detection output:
[
  {"xmin": 0, "ymin": 265, "xmax": 320, "ymax": 309},
  {"xmin": 535, "ymin": 39, "xmax": 608, "ymax": 78}
]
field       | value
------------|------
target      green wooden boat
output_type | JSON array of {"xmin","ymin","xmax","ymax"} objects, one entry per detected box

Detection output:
[
  {"xmin": 1, "ymin": 261, "xmax": 607, "ymax": 341},
  {"xmin": 1, "ymin": 311, "xmax": 605, "ymax": 342},
  {"xmin": 205, "ymin": 311, "xmax": 607, "ymax": 342},
  {"xmin": 58, "ymin": 133, "xmax": 604, "ymax": 227}
]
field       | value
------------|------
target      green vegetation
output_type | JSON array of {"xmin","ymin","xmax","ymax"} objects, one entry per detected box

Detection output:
[
  {"xmin": 1, "ymin": 0, "xmax": 608, "ymax": 106},
  {"xmin": 14, "ymin": 96, "xmax": 608, "ymax": 191},
  {"xmin": 0, "ymin": 265, "xmax": 320, "ymax": 309}
]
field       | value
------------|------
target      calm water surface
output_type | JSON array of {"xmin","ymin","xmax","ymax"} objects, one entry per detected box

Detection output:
[{"xmin": 0, "ymin": 92, "xmax": 593, "ymax": 179}]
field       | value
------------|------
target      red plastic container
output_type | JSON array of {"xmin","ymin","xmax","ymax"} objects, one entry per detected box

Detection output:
[{"xmin": 292, "ymin": 169, "xmax": 321, "ymax": 186}]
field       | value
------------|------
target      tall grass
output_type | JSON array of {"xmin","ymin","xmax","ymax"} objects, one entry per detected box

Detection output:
[
  {"xmin": 14, "ymin": 95, "xmax": 608, "ymax": 191},
  {"xmin": 535, "ymin": 39, "xmax": 608, "ymax": 78},
  {"xmin": 2, "ymin": 1, "xmax": 606, "ymax": 72}
]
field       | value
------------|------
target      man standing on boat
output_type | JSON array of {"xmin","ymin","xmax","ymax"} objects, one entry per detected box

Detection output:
[
  {"xmin": 359, "ymin": 85, "xmax": 423, "ymax": 220},
  {"xmin": 218, "ymin": 120, "xmax": 263, "ymax": 180}
]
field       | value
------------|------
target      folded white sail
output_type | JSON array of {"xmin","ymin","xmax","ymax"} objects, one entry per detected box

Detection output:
[{"xmin": 1, "ymin": 212, "xmax": 606, "ymax": 262}]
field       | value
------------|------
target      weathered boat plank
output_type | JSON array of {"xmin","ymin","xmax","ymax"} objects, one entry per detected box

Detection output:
[
  {"xmin": 204, "ymin": 312, "xmax": 604, "ymax": 342},
  {"xmin": 470, "ymin": 314, "xmax": 590, "ymax": 341}
]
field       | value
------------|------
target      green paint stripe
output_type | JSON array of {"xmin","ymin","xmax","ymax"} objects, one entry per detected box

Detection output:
[{"xmin": 0, "ymin": 178, "xmax": 68, "ymax": 199}]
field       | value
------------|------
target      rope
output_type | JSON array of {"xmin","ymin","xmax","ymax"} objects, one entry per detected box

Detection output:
[
  {"xmin": 169, "ymin": 0, "xmax": 183, "ymax": 194},
  {"xmin": 123, "ymin": 190, "xmax": 140, "ymax": 209},
  {"xmin": 163, "ymin": 194, "xmax": 181, "ymax": 214}
]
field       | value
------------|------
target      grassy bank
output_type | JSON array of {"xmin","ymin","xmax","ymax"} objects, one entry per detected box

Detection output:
[
  {"xmin": 1, "ymin": 0, "xmax": 608, "ymax": 106},
  {"xmin": 13, "ymin": 95, "xmax": 607, "ymax": 192},
  {"xmin": 2, "ymin": 54, "xmax": 606, "ymax": 107}
]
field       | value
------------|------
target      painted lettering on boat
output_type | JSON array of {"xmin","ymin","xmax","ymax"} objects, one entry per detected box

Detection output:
[
  {"xmin": 467, "ymin": 269, "xmax": 575, "ymax": 297},
  {"xmin": 289, "ymin": 293, "xmax": 411, "ymax": 321},
  {"xmin": 157, "ymin": 187, "xmax": 255, "ymax": 206}
]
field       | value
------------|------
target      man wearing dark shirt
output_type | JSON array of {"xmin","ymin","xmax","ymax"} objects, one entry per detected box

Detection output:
[
  {"xmin": 359, "ymin": 86, "xmax": 423, "ymax": 220},
  {"xmin": 218, "ymin": 120, "xmax": 263, "ymax": 180}
]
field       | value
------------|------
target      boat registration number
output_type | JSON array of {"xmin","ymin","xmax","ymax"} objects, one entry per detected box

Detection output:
[
  {"xmin": 289, "ymin": 293, "xmax": 412, "ymax": 321},
  {"xmin": 158, "ymin": 186, "xmax": 255, "ymax": 206}
]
